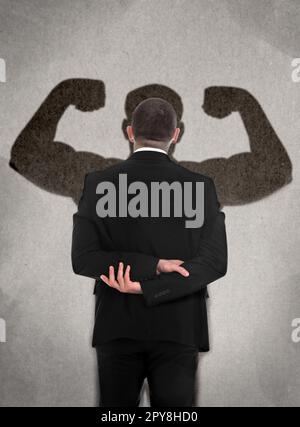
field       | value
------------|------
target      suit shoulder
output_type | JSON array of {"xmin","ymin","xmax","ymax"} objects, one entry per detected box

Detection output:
[
  {"xmin": 86, "ymin": 161, "xmax": 127, "ymax": 181},
  {"xmin": 170, "ymin": 160, "xmax": 213, "ymax": 183}
]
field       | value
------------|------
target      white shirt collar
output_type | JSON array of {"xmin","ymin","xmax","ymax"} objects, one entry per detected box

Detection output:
[{"xmin": 133, "ymin": 147, "xmax": 168, "ymax": 155}]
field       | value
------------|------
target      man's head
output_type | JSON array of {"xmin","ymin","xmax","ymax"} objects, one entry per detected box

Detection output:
[{"xmin": 126, "ymin": 97, "xmax": 180, "ymax": 152}]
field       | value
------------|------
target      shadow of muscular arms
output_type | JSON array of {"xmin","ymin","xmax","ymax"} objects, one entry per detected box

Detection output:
[
  {"xmin": 177, "ymin": 87, "xmax": 292, "ymax": 206},
  {"xmin": 9, "ymin": 79, "xmax": 121, "ymax": 204},
  {"xmin": 9, "ymin": 80, "xmax": 292, "ymax": 206}
]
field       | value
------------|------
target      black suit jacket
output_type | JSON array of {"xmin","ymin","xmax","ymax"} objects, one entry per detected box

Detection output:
[{"xmin": 71, "ymin": 150, "xmax": 227, "ymax": 351}]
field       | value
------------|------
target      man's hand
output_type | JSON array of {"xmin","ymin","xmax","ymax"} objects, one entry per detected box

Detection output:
[
  {"xmin": 100, "ymin": 259, "xmax": 190, "ymax": 295},
  {"xmin": 156, "ymin": 259, "xmax": 189, "ymax": 277},
  {"xmin": 100, "ymin": 262, "xmax": 142, "ymax": 294}
]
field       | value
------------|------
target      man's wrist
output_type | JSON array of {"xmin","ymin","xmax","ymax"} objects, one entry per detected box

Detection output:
[{"xmin": 156, "ymin": 259, "xmax": 164, "ymax": 275}]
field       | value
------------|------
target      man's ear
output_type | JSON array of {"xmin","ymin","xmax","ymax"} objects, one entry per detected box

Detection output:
[
  {"xmin": 126, "ymin": 125, "xmax": 135, "ymax": 143},
  {"xmin": 172, "ymin": 127, "xmax": 180, "ymax": 144}
]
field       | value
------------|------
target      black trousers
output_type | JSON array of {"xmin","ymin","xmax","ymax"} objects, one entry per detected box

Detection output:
[{"xmin": 95, "ymin": 337, "xmax": 199, "ymax": 407}]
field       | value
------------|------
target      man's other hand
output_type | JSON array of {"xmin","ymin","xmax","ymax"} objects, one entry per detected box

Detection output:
[
  {"xmin": 156, "ymin": 259, "xmax": 189, "ymax": 277},
  {"xmin": 100, "ymin": 262, "xmax": 142, "ymax": 294}
]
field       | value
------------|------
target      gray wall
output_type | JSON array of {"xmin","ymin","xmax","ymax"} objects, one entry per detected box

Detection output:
[{"xmin": 0, "ymin": 0, "xmax": 299, "ymax": 406}]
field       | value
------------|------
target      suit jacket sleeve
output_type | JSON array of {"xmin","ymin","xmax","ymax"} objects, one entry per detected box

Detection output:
[
  {"xmin": 71, "ymin": 173, "xmax": 159, "ymax": 281},
  {"xmin": 140, "ymin": 178, "xmax": 228, "ymax": 307}
]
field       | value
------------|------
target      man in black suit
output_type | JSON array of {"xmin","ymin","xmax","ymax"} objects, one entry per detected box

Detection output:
[{"xmin": 71, "ymin": 97, "xmax": 228, "ymax": 407}]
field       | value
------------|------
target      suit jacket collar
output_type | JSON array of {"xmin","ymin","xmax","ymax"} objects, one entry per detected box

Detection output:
[{"xmin": 128, "ymin": 150, "xmax": 172, "ymax": 163}]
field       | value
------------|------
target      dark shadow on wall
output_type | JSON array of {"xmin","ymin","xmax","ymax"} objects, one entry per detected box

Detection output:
[
  {"xmin": 9, "ymin": 79, "xmax": 292, "ymax": 208},
  {"xmin": 8, "ymin": 79, "xmax": 293, "ymax": 407}
]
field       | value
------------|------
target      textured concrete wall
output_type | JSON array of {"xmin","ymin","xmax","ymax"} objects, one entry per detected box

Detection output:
[{"xmin": 0, "ymin": 0, "xmax": 299, "ymax": 406}]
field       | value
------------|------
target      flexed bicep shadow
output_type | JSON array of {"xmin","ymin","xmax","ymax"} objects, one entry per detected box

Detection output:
[{"xmin": 9, "ymin": 79, "xmax": 293, "ymax": 206}]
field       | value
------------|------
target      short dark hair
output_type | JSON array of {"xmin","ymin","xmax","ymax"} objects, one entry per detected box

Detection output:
[{"xmin": 132, "ymin": 97, "xmax": 177, "ymax": 143}]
